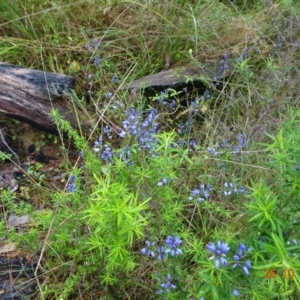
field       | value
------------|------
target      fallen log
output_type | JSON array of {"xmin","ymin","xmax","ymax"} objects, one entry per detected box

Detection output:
[
  {"xmin": 0, "ymin": 62, "xmax": 80, "ymax": 133},
  {"xmin": 125, "ymin": 59, "xmax": 233, "ymax": 96}
]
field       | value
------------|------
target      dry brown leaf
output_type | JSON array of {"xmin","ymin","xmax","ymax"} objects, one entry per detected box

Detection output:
[{"xmin": 0, "ymin": 242, "xmax": 17, "ymax": 254}]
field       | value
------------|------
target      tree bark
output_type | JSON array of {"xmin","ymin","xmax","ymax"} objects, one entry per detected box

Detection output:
[{"xmin": 0, "ymin": 62, "xmax": 80, "ymax": 133}]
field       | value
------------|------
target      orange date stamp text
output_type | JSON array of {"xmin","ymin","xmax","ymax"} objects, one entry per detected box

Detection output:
[{"xmin": 264, "ymin": 268, "xmax": 294, "ymax": 279}]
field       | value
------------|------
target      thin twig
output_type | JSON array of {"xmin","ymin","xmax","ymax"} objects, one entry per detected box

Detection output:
[{"xmin": 0, "ymin": 129, "xmax": 21, "ymax": 166}]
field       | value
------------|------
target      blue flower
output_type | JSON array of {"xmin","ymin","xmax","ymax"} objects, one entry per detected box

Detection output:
[
  {"xmin": 93, "ymin": 136, "xmax": 113, "ymax": 163},
  {"xmin": 237, "ymin": 133, "xmax": 248, "ymax": 149},
  {"xmin": 207, "ymin": 241, "xmax": 230, "ymax": 268},
  {"xmin": 120, "ymin": 108, "xmax": 160, "ymax": 154},
  {"xmin": 190, "ymin": 99, "xmax": 199, "ymax": 114},
  {"xmin": 92, "ymin": 38, "xmax": 99, "ymax": 49},
  {"xmin": 223, "ymin": 182, "xmax": 237, "ymax": 196},
  {"xmin": 223, "ymin": 182, "xmax": 249, "ymax": 197},
  {"xmin": 189, "ymin": 138, "xmax": 197, "ymax": 150},
  {"xmin": 110, "ymin": 100, "xmax": 124, "ymax": 110},
  {"xmin": 141, "ymin": 240, "xmax": 156, "ymax": 258},
  {"xmin": 67, "ymin": 183, "xmax": 76, "ymax": 193},
  {"xmin": 112, "ymin": 74, "xmax": 119, "ymax": 83},
  {"xmin": 93, "ymin": 136, "xmax": 103, "ymax": 150},
  {"xmin": 84, "ymin": 43, "xmax": 91, "ymax": 51},
  {"xmin": 165, "ymin": 236, "xmax": 183, "ymax": 256},
  {"xmin": 103, "ymin": 125, "xmax": 113, "ymax": 140},
  {"xmin": 287, "ymin": 239, "xmax": 298, "ymax": 246},
  {"xmin": 206, "ymin": 147, "xmax": 218, "ymax": 157},
  {"xmin": 67, "ymin": 175, "xmax": 76, "ymax": 193},
  {"xmin": 156, "ymin": 90, "xmax": 169, "ymax": 103},
  {"xmin": 218, "ymin": 134, "xmax": 248, "ymax": 157},
  {"xmin": 275, "ymin": 38, "xmax": 284, "ymax": 49},
  {"xmin": 177, "ymin": 118, "xmax": 193, "ymax": 134},
  {"xmin": 101, "ymin": 145, "xmax": 113, "ymax": 162},
  {"xmin": 93, "ymin": 56, "xmax": 101, "ymax": 66},
  {"xmin": 232, "ymin": 289, "xmax": 240, "ymax": 296},
  {"xmin": 200, "ymin": 89, "xmax": 211, "ymax": 102},
  {"xmin": 217, "ymin": 162, "xmax": 226, "ymax": 171},
  {"xmin": 177, "ymin": 139, "xmax": 184, "ymax": 147},
  {"xmin": 232, "ymin": 243, "xmax": 252, "ymax": 275},
  {"xmin": 157, "ymin": 274, "xmax": 176, "ymax": 294},
  {"xmin": 121, "ymin": 108, "xmax": 140, "ymax": 136},
  {"xmin": 169, "ymin": 99, "xmax": 177, "ymax": 111},
  {"xmin": 259, "ymin": 236, "xmax": 266, "ymax": 250},
  {"xmin": 213, "ymin": 54, "xmax": 230, "ymax": 82},
  {"xmin": 157, "ymin": 178, "xmax": 168, "ymax": 186},
  {"xmin": 237, "ymin": 47, "xmax": 250, "ymax": 63},
  {"xmin": 188, "ymin": 184, "xmax": 213, "ymax": 202},
  {"xmin": 157, "ymin": 246, "xmax": 167, "ymax": 261},
  {"xmin": 138, "ymin": 110, "xmax": 159, "ymax": 151},
  {"xmin": 119, "ymin": 144, "xmax": 134, "ymax": 165},
  {"xmin": 218, "ymin": 140, "xmax": 230, "ymax": 149}
]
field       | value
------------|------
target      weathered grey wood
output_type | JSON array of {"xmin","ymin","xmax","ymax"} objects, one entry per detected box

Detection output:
[
  {"xmin": 0, "ymin": 62, "xmax": 78, "ymax": 133},
  {"xmin": 126, "ymin": 59, "xmax": 233, "ymax": 95}
]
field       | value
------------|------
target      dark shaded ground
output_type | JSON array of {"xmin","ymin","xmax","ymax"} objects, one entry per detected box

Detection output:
[{"xmin": 0, "ymin": 257, "xmax": 40, "ymax": 300}]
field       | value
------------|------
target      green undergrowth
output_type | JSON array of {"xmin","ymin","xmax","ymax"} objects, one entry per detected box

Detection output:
[{"xmin": 1, "ymin": 0, "xmax": 300, "ymax": 299}]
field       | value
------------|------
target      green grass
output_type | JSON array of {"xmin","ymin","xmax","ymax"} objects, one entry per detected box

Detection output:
[{"xmin": 1, "ymin": 0, "xmax": 300, "ymax": 299}]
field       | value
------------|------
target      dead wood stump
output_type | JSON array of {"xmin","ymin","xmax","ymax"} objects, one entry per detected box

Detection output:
[{"xmin": 0, "ymin": 62, "xmax": 80, "ymax": 133}]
